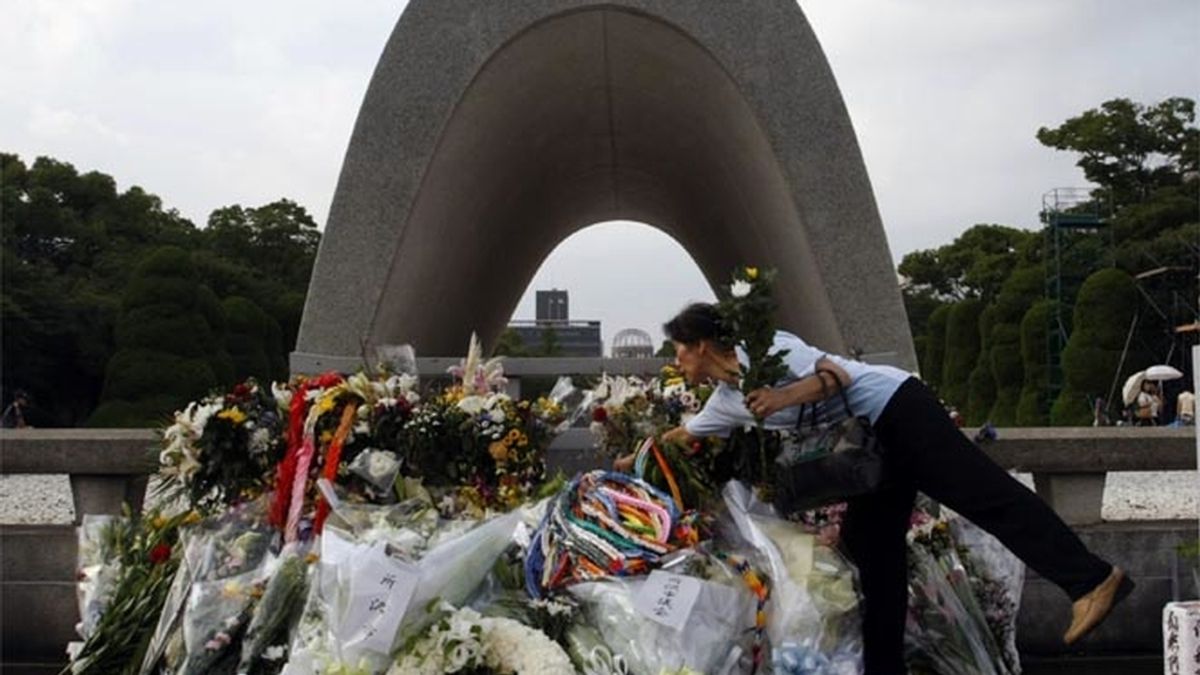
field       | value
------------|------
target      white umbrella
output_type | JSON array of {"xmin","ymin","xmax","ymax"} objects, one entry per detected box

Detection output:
[
  {"xmin": 1122, "ymin": 371, "xmax": 1146, "ymax": 406},
  {"xmin": 1145, "ymin": 364, "xmax": 1184, "ymax": 381}
]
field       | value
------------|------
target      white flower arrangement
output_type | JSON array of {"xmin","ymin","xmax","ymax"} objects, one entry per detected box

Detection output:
[
  {"xmin": 159, "ymin": 399, "xmax": 224, "ymax": 483},
  {"xmin": 390, "ymin": 604, "xmax": 573, "ymax": 675}
]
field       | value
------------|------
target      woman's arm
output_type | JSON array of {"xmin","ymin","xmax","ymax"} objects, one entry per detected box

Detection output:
[
  {"xmin": 744, "ymin": 357, "xmax": 851, "ymax": 418},
  {"xmin": 613, "ymin": 425, "xmax": 697, "ymax": 472}
]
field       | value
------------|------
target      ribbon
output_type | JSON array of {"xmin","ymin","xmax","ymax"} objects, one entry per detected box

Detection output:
[
  {"xmin": 284, "ymin": 430, "xmax": 317, "ymax": 543},
  {"xmin": 313, "ymin": 402, "xmax": 358, "ymax": 533}
]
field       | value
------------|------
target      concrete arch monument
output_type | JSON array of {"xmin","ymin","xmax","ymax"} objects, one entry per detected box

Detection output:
[{"xmin": 294, "ymin": 0, "xmax": 917, "ymax": 371}]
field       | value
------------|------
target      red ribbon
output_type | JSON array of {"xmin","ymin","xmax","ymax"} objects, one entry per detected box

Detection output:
[{"xmin": 270, "ymin": 372, "xmax": 343, "ymax": 529}]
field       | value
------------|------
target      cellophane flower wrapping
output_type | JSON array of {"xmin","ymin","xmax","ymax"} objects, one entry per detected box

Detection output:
[
  {"xmin": 721, "ymin": 481, "xmax": 864, "ymax": 674},
  {"xmin": 904, "ymin": 510, "xmax": 1021, "ymax": 675},
  {"xmin": 237, "ymin": 543, "xmax": 313, "ymax": 674},
  {"xmin": 565, "ymin": 566, "xmax": 753, "ymax": 675},
  {"xmin": 135, "ymin": 499, "xmax": 275, "ymax": 674},
  {"xmin": 281, "ymin": 499, "xmax": 519, "ymax": 674},
  {"xmin": 75, "ymin": 514, "xmax": 120, "ymax": 641}
]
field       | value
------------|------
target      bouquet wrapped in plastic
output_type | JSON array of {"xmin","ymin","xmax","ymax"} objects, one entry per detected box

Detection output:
[
  {"xmin": 565, "ymin": 564, "xmax": 754, "ymax": 675},
  {"xmin": 721, "ymin": 481, "xmax": 864, "ymax": 674},
  {"xmin": 138, "ymin": 499, "xmax": 276, "ymax": 674},
  {"xmin": 283, "ymin": 497, "xmax": 519, "ymax": 674},
  {"xmin": 904, "ymin": 510, "xmax": 1022, "ymax": 675},
  {"xmin": 67, "ymin": 509, "xmax": 192, "ymax": 675}
]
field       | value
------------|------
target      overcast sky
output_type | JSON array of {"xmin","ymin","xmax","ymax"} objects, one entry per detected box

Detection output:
[{"xmin": 2, "ymin": 1, "xmax": 1197, "ymax": 352}]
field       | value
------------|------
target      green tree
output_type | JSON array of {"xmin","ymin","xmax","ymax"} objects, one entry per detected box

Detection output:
[
  {"xmin": 222, "ymin": 296, "xmax": 272, "ymax": 383},
  {"xmin": 1037, "ymin": 97, "xmax": 1198, "ymax": 209},
  {"xmin": 205, "ymin": 199, "xmax": 320, "ymax": 289},
  {"xmin": 2, "ymin": 154, "xmax": 199, "ymax": 425},
  {"xmin": 538, "ymin": 325, "xmax": 562, "ymax": 357},
  {"xmin": 899, "ymin": 224, "xmax": 1040, "ymax": 302},
  {"xmin": 1016, "ymin": 300, "xmax": 1055, "ymax": 426},
  {"xmin": 492, "ymin": 327, "xmax": 527, "ymax": 357},
  {"xmin": 921, "ymin": 305, "xmax": 951, "ymax": 391},
  {"xmin": 903, "ymin": 288, "xmax": 945, "ymax": 366},
  {"xmin": 966, "ymin": 305, "xmax": 998, "ymax": 425},
  {"xmin": 1051, "ymin": 269, "xmax": 1145, "ymax": 425},
  {"xmin": 656, "ymin": 340, "xmax": 677, "ymax": 358},
  {"xmin": 89, "ymin": 247, "xmax": 226, "ymax": 427},
  {"xmin": 989, "ymin": 266, "xmax": 1044, "ymax": 425},
  {"xmin": 940, "ymin": 299, "xmax": 984, "ymax": 409}
]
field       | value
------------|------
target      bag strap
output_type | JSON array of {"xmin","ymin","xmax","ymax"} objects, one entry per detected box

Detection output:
[
  {"xmin": 795, "ymin": 369, "xmax": 831, "ymax": 431},
  {"xmin": 815, "ymin": 365, "xmax": 858, "ymax": 419}
]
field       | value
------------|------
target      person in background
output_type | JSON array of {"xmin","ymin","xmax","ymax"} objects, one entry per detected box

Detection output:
[
  {"xmin": 1175, "ymin": 390, "xmax": 1194, "ymax": 426},
  {"xmin": 1135, "ymin": 380, "xmax": 1162, "ymax": 426},
  {"xmin": 1, "ymin": 390, "xmax": 29, "ymax": 429}
]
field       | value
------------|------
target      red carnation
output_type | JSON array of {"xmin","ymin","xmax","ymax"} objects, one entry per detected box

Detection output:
[
  {"xmin": 149, "ymin": 543, "xmax": 172, "ymax": 565},
  {"xmin": 592, "ymin": 407, "xmax": 608, "ymax": 423}
]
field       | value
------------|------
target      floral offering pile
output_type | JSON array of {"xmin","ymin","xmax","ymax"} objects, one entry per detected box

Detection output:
[{"xmin": 69, "ymin": 275, "xmax": 1026, "ymax": 675}]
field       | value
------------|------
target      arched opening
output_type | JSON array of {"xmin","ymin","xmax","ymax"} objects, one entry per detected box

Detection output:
[
  {"xmin": 508, "ymin": 220, "xmax": 714, "ymax": 356},
  {"xmin": 369, "ymin": 7, "xmax": 835, "ymax": 355},
  {"xmin": 297, "ymin": 1, "xmax": 915, "ymax": 373}
]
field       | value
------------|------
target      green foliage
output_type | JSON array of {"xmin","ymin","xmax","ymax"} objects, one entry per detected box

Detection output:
[
  {"xmin": 902, "ymin": 289, "xmax": 946, "ymax": 345},
  {"xmin": 989, "ymin": 266, "xmax": 1044, "ymax": 424},
  {"xmin": 1017, "ymin": 300, "xmax": 1054, "ymax": 426},
  {"xmin": 1036, "ymin": 97, "xmax": 1198, "ymax": 208},
  {"xmin": 940, "ymin": 299, "xmax": 984, "ymax": 409},
  {"xmin": 656, "ymin": 340, "xmax": 677, "ymax": 358},
  {"xmin": 899, "ymin": 224, "xmax": 1040, "ymax": 302},
  {"xmin": 966, "ymin": 305, "xmax": 998, "ymax": 425},
  {"xmin": 921, "ymin": 305, "xmax": 951, "ymax": 391},
  {"xmin": 539, "ymin": 325, "xmax": 562, "ymax": 357},
  {"xmin": 91, "ymin": 247, "xmax": 225, "ymax": 427},
  {"xmin": 2, "ymin": 152, "xmax": 319, "ymax": 425},
  {"xmin": 718, "ymin": 267, "xmax": 789, "ymax": 393},
  {"xmin": 1051, "ymin": 269, "xmax": 1143, "ymax": 425},
  {"xmin": 492, "ymin": 327, "xmax": 527, "ymax": 357},
  {"xmin": 222, "ymin": 296, "xmax": 272, "ymax": 383}
]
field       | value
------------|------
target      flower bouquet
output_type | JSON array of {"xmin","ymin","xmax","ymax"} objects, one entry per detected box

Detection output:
[
  {"xmin": 282, "ymin": 496, "xmax": 520, "ymax": 674},
  {"xmin": 904, "ymin": 510, "xmax": 1019, "ymax": 675},
  {"xmin": 720, "ymin": 481, "xmax": 863, "ymax": 674},
  {"xmin": 66, "ymin": 508, "xmax": 194, "ymax": 675},
  {"xmin": 390, "ymin": 602, "xmax": 574, "ymax": 675},
  {"xmin": 159, "ymin": 379, "xmax": 287, "ymax": 512}
]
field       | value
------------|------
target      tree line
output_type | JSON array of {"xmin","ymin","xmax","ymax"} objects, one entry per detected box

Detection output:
[
  {"xmin": 2, "ymin": 153, "xmax": 320, "ymax": 427},
  {"xmin": 902, "ymin": 97, "xmax": 1198, "ymax": 425},
  {"xmin": 2, "ymin": 97, "xmax": 1195, "ymax": 428}
]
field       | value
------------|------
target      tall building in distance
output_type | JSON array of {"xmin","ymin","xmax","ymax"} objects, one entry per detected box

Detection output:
[
  {"xmin": 508, "ymin": 289, "xmax": 602, "ymax": 356},
  {"xmin": 536, "ymin": 290, "xmax": 569, "ymax": 322}
]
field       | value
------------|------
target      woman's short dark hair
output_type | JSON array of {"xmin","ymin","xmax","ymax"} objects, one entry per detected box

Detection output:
[{"xmin": 663, "ymin": 302, "xmax": 732, "ymax": 349}]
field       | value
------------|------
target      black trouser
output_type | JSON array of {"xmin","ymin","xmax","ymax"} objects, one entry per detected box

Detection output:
[{"xmin": 841, "ymin": 377, "xmax": 1112, "ymax": 674}]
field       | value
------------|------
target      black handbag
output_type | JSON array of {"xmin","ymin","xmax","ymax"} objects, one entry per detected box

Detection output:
[{"xmin": 771, "ymin": 366, "xmax": 885, "ymax": 514}]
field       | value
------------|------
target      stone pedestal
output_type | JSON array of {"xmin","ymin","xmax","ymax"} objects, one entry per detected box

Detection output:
[
  {"xmin": 68, "ymin": 474, "xmax": 149, "ymax": 523},
  {"xmin": 1033, "ymin": 472, "xmax": 1107, "ymax": 525}
]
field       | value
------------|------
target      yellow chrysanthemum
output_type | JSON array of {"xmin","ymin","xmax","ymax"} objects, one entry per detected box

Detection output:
[
  {"xmin": 745, "ymin": 266, "xmax": 759, "ymax": 280},
  {"xmin": 217, "ymin": 407, "xmax": 248, "ymax": 425}
]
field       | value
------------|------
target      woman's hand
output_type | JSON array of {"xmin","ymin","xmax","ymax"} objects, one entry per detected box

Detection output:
[{"xmin": 745, "ymin": 386, "xmax": 793, "ymax": 418}]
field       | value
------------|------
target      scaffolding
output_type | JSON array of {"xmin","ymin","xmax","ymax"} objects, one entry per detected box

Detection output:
[{"xmin": 1040, "ymin": 188, "xmax": 1111, "ymax": 396}]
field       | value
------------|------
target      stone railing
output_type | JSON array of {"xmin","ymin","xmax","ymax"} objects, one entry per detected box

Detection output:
[{"xmin": 1, "ymin": 424, "xmax": 1194, "ymax": 526}]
